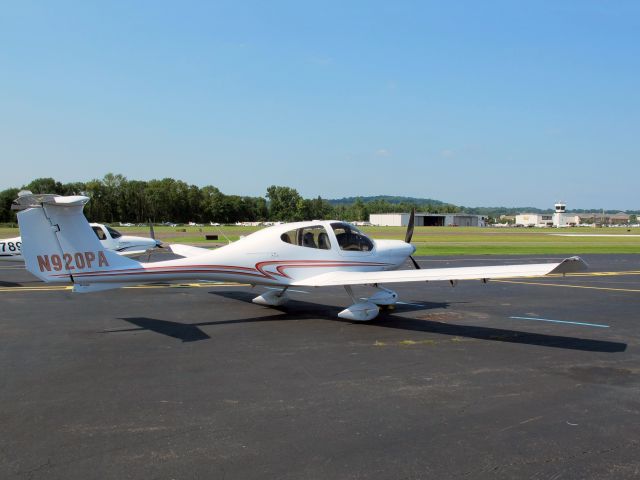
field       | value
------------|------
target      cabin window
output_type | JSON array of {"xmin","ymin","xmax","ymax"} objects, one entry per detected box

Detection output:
[
  {"xmin": 280, "ymin": 226, "xmax": 332, "ymax": 250},
  {"xmin": 106, "ymin": 226, "xmax": 122, "ymax": 239},
  {"xmin": 281, "ymin": 230, "xmax": 296, "ymax": 244},
  {"xmin": 330, "ymin": 222, "xmax": 374, "ymax": 252},
  {"xmin": 92, "ymin": 226, "xmax": 107, "ymax": 240}
]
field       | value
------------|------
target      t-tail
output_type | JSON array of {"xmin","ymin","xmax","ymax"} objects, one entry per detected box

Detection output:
[{"xmin": 17, "ymin": 195, "xmax": 140, "ymax": 286}]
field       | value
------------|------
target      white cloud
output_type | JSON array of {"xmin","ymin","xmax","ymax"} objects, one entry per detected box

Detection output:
[{"xmin": 375, "ymin": 148, "xmax": 391, "ymax": 157}]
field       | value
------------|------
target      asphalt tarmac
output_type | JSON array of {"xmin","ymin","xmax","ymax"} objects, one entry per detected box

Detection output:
[{"xmin": 1, "ymin": 255, "xmax": 639, "ymax": 479}]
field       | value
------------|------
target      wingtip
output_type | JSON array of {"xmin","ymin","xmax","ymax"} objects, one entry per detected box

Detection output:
[{"xmin": 550, "ymin": 256, "xmax": 589, "ymax": 275}]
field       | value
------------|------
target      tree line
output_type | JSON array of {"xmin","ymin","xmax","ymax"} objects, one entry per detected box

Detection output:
[
  {"xmin": 0, "ymin": 174, "xmax": 461, "ymax": 225},
  {"xmin": 2, "ymin": 174, "xmax": 636, "ymax": 226}
]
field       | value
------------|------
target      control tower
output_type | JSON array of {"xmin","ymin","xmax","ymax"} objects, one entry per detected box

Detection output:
[{"xmin": 553, "ymin": 202, "xmax": 569, "ymax": 227}]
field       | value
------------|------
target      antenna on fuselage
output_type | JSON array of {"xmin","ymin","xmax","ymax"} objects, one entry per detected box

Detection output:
[{"xmin": 216, "ymin": 227, "xmax": 232, "ymax": 244}]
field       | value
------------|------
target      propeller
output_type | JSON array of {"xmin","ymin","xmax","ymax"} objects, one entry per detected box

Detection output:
[
  {"xmin": 146, "ymin": 219, "xmax": 164, "ymax": 262},
  {"xmin": 405, "ymin": 208, "xmax": 421, "ymax": 269},
  {"xmin": 148, "ymin": 219, "xmax": 164, "ymax": 249},
  {"xmin": 149, "ymin": 219, "xmax": 156, "ymax": 241},
  {"xmin": 405, "ymin": 208, "xmax": 415, "ymax": 244}
]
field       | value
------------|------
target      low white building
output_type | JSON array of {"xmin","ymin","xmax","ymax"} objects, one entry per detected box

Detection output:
[
  {"xmin": 515, "ymin": 203, "xmax": 580, "ymax": 227},
  {"xmin": 515, "ymin": 213, "xmax": 554, "ymax": 227},
  {"xmin": 369, "ymin": 213, "xmax": 486, "ymax": 227}
]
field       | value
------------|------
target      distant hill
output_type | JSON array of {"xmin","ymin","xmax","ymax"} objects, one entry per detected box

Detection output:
[
  {"xmin": 327, "ymin": 196, "xmax": 640, "ymax": 216},
  {"xmin": 462, "ymin": 206, "xmax": 552, "ymax": 216},
  {"xmin": 328, "ymin": 195, "xmax": 446, "ymax": 206},
  {"xmin": 464, "ymin": 206, "xmax": 640, "ymax": 216}
]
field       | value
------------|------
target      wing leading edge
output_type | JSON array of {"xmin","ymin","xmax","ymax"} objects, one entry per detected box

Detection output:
[{"xmin": 292, "ymin": 256, "xmax": 588, "ymax": 287}]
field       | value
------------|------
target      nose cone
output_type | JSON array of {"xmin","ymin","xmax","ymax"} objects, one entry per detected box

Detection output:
[{"xmin": 373, "ymin": 239, "xmax": 417, "ymax": 266}]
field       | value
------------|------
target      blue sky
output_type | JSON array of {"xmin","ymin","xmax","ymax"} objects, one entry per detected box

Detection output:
[{"xmin": 1, "ymin": 1, "xmax": 638, "ymax": 209}]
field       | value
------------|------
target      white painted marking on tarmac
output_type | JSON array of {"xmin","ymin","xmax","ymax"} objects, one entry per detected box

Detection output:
[
  {"xmin": 549, "ymin": 234, "xmax": 640, "ymax": 237},
  {"xmin": 357, "ymin": 299, "xmax": 426, "ymax": 307},
  {"xmin": 509, "ymin": 316, "xmax": 609, "ymax": 328}
]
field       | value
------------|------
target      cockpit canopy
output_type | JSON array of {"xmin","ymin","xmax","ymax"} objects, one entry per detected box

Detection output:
[
  {"xmin": 280, "ymin": 222, "xmax": 374, "ymax": 252},
  {"xmin": 105, "ymin": 226, "xmax": 122, "ymax": 239}
]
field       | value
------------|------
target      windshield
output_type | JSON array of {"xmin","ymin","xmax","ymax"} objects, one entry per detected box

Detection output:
[
  {"xmin": 330, "ymin": 222, "xmax": 374, "ymax": 252},
  {"xmin": 91, "ymin": 226, "xmax": 106, "ymax": 240},
  {"xmin": 105, "ymin": 226, "xmax": 122, "ymax": 239}
]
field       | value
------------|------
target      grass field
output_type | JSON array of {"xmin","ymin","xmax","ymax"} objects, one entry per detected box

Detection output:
[{"xmin": 2, "ymin": 225, "xmax": 639, "ymax": 256}]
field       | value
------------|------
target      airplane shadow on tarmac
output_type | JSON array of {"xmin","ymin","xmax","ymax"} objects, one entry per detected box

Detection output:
[{"xmin": 108, "ymin": 290, "xmax": 628, "ymax": 353}]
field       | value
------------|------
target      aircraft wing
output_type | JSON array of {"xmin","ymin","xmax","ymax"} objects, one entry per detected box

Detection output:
[
  {"xmin": 292, "ymin": 256, "xmax": 587, "ymax": 287},
  {"xmin": 168, "ymin": 244, "xmax": 213, "ymax": 258}
]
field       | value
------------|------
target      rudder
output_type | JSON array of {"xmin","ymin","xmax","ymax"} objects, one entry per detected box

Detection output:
[{"xmin": 17, "ymin": 195, "xmax": 140, "ymax": 283}]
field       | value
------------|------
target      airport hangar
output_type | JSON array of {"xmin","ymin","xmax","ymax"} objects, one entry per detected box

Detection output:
[{"xmin": 369, "ymin": 212, "xmax": 487, "ymax": 227}]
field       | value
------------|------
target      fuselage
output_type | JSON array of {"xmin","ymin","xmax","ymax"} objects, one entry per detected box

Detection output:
[{"xmin": 53, "ymin": 221, "xmax": 416, "ymax": 288}]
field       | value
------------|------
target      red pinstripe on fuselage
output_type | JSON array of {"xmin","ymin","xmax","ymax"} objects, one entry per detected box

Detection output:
[{"xmin": 54, "ymin": 259, "xmax": 393, "ymax": 285}]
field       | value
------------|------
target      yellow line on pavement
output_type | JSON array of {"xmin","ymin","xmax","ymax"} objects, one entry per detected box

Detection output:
[
  {"xmin": 494, "ymin": 279, "xmax": 640, "ymax": 293},
  {"xmin": 0, "ymin": 286, "xmax": 72, "ymax": 292},
  {"xmin": 125, "ymin": 283, "xmax": 249, "ymax": 289},
  {"xmin": 550, "ymin": 270, "xmax": 640, "ymax": 278},
  {"xmin": 0, "ymin": 282, "xmax": 249, "ymax": 293}
]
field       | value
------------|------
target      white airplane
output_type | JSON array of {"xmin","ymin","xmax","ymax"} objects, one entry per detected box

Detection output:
[
  {"xmin": 2, "ymin": 192, "xmax": 162, "ymax": 262},
  {"xmin": 16, "ymin": 194, "xmax": 587, "ymax": 321}
]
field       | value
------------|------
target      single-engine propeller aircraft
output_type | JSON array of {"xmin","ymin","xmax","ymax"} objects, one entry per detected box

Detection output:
[
  {"xmin": 16, "ymin": 194, "xmax": 587, "ymax": 321},
  {"xmin": 2, "ymin": 192, "xmax": 162, "ymax": 262}
]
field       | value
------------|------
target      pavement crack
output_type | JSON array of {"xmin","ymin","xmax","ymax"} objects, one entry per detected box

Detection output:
[{"xmin": 17, "ymin": 458, "xmax": 52, "ymax": 480}]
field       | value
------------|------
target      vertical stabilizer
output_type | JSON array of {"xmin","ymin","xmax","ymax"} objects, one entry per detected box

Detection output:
[{"xmin": 17, "ymin": 196, "xmax": 140, "ymax": 283}]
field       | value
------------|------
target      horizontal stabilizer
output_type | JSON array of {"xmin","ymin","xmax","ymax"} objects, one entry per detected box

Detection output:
[
  {"xmin": 12, "ymin": 191, "xmax": 89, "ymax": 210},
  {"xmin": 118, "ymin": 249, "xmax": 152, "ymax": 258}
]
